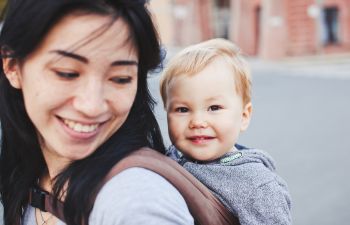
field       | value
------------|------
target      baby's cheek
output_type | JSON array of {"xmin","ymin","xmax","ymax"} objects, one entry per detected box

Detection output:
[
  {"xmin": 217, "ymin": 122, "xmax": 241, "ymax": 141},
  {"xmin": 167, "ymin": 120, "xmax": 180, "ymax": 140}
]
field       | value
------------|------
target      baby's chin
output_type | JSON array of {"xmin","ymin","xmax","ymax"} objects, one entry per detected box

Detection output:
[{"xmin": 184, "ymin": 153, "xmax": 224, "ymax": 163}]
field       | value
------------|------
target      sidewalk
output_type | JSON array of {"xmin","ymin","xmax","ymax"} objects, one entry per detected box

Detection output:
[{"xmin": 248, "ymin": 53, "xmax": 350, "ymax": 80}]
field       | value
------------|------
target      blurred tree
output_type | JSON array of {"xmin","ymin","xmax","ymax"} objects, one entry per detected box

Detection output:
[{"xmin": 0, "ymin": 0, "xmax": 5, "ymax": 9}]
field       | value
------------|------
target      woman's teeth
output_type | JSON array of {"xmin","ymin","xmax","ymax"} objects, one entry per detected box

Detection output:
[{"xmin": 63, "ymin": 119, "xmax": 99, "ymax": 133}]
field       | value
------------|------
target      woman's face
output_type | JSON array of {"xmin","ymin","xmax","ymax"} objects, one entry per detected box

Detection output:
[{"xmin": 6, "ymin": 13, "xmax": 138, "ymax": 170}]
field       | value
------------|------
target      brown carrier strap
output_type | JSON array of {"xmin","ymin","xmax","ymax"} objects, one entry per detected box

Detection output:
[
  {"xmin": 29, "ymin": 186, "xmax": 65, "ymax": 221},
  {"xmin": 30, "ymin": 147, "xmax": 240, "ymax": 225}
]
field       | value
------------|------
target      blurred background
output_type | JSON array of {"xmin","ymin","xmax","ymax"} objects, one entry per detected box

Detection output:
[
  {"xmin": 148, "ymin": 0, "xmax": 350, "ymax": 58},
  {"xmin": 1, "ymin": 0, "xmax": 350, "ymax": 225},
  {"xmin": 147, "ymin": 1, "xmax": 350, "ymax": 225}
]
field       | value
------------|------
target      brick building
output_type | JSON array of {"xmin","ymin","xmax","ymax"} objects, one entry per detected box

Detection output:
[
  {"xmin": 150, "ymin": 0, "xmax": 350, "ymax": 59},
  {"xmin": 150, "ymin": 0, "xmax": 214, "ymax": 47}
]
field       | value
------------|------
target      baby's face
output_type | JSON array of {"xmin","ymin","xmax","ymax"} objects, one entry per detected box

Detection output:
[{"xmin": 166, "ymin": 58, "xmax": 251, "ymax": 161}]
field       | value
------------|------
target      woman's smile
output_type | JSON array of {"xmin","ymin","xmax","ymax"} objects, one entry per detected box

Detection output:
[
  {"xmin": 62, "ymin": 118, "xmax": 100, "ymax": 133},
  {"xmin": 58, "ymin": 116, "xmax": 103, "ymax": 140}
]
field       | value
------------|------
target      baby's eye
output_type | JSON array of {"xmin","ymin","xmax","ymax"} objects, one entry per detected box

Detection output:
[
  {"xmin": 110, "ymin": 76, "xmax": 132, "ymax": 84},
  {"xmin": 175, "ymin": 107, "xmax": 189, "ymax": 113},
  {"xmin": 208, "ymin": 105, "xmax": 222, "ymax": 111},
  {"xmin": 55, "ymin": 71, "xmax": 79, "ymax": 79}
]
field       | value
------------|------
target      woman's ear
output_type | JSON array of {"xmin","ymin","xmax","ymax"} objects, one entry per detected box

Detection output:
[
  {"xmin": 2, "ymin": 57, "xmax": 22, "ymax": 89},
  {"xmin": 240, "ymin": 102, "xmax": 252, "ymax": 132}
]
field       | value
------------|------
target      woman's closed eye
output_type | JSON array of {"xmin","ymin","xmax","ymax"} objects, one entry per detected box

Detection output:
[
  {"xmin": 208, "ymin": 105, "xmax": 222, "ymax": 111},
  {"xmin": 110, "ymin": 76, "xmax": 133, "ymax": 84},
  {"xmin": 54, "ymin": 70, "xmax": 79, "ymax": 79}
]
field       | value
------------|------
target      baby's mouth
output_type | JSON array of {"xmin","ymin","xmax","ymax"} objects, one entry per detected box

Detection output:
[{"xmin": 188, "ymin": 136, "xmax": 214, "ymax": 141}]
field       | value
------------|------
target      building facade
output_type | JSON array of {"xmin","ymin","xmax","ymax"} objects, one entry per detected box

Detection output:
[
  {"xmin": 150, "ymin": 0, "xmax": 215, "ymax": 47},
  {"xmin": 150, "ymin": 0, "xmax": 350, "ymax": 59}
]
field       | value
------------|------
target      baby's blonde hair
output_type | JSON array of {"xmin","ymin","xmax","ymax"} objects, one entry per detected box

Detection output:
[{"xmin": 160, "ymin": 38, "xmax": 251, "ymax": 107}]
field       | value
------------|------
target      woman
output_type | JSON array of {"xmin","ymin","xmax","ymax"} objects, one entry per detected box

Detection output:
[{"xmin": 0, "ymin": 0, "xmax": 193, "ymax": 225}]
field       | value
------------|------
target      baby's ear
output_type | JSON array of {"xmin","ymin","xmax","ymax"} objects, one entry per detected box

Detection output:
[
  {"xmin": 2, "ymin": 57, "xmax": 22, "ymax": 89},
  {"xmin": 240, "ymin": 102, "xmax": 252, "ymax": 131}
]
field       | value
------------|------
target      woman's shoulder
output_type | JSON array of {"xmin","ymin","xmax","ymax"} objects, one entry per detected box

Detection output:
[{"xmin": 90, "ymin": 167, "xmax": 194, "ymax": 225}]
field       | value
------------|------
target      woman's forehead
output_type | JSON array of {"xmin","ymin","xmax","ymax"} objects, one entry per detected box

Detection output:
[{"xmin": 35, "ymin": 13, "xmax": 137, "ymax": 61}]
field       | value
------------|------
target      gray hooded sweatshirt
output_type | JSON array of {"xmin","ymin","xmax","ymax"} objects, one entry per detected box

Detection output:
[{"xmin": 167, "ymin": 146, "xmax": 292, "ymax": 225}]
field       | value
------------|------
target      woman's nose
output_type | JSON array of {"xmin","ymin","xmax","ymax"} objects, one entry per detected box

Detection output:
[{"xmin": 73, "ymin": 80, "xmax": 108, "ymax": 117}]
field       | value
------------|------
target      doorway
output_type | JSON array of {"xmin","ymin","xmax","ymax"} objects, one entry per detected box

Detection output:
[{"xmin": 321, "ymin": 7, "xmax": 339, "ymax": 45}]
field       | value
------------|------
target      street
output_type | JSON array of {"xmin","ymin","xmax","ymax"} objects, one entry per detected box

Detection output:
[{"xmin": 150, "ymin": 57, "xmax": 350, "ymax": 225}]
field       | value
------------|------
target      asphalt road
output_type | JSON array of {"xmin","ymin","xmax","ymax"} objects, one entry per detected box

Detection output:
[{"xmin": 1, "ymin": 58, "xmax": 349, "ymax": 225}]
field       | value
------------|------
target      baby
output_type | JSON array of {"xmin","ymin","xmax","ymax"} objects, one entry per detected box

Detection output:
[{"xmin": 160, "ymin": 38, "xmax": 292, "ymax": 225}]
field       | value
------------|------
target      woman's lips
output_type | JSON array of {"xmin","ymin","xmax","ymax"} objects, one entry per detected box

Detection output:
[
  {"xmin": 57, "ymin": 116, "xmax": 104, "ymax": 140},
  {"xmin": 62, "ymin": 118, "xmax": 99, "ymax": 133}
]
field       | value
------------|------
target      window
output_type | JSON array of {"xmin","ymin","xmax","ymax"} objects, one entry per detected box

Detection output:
[
  {"xmin": 321, "ymin": 7, "xmax": 339, "ymax": 45},
  {"xmin": 213, "ymin": 0, "xmax": 230, "ymax": 38}
]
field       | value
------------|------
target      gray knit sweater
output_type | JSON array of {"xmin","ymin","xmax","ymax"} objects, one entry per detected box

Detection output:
[{"xmin": 167, "ymin": 146, "xmax": 292, "ymax": 225}]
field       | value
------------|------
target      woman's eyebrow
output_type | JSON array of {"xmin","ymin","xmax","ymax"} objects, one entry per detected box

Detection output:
[
  {"xmin": 50, "ymin": 50, "xmax": 138, "ymax": 66},
  {"xmin": 111, "ymin": 60, "xmax": 138, "ymax": 67},
  {"xmin": 50, "ymin": 50, "xmax": 88, "ymax": 63}
]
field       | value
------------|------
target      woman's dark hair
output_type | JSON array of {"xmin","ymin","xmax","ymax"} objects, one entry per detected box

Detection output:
[{"xmin": 0, "ymin": 0, "xmax": 165, "ymax": 224}]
